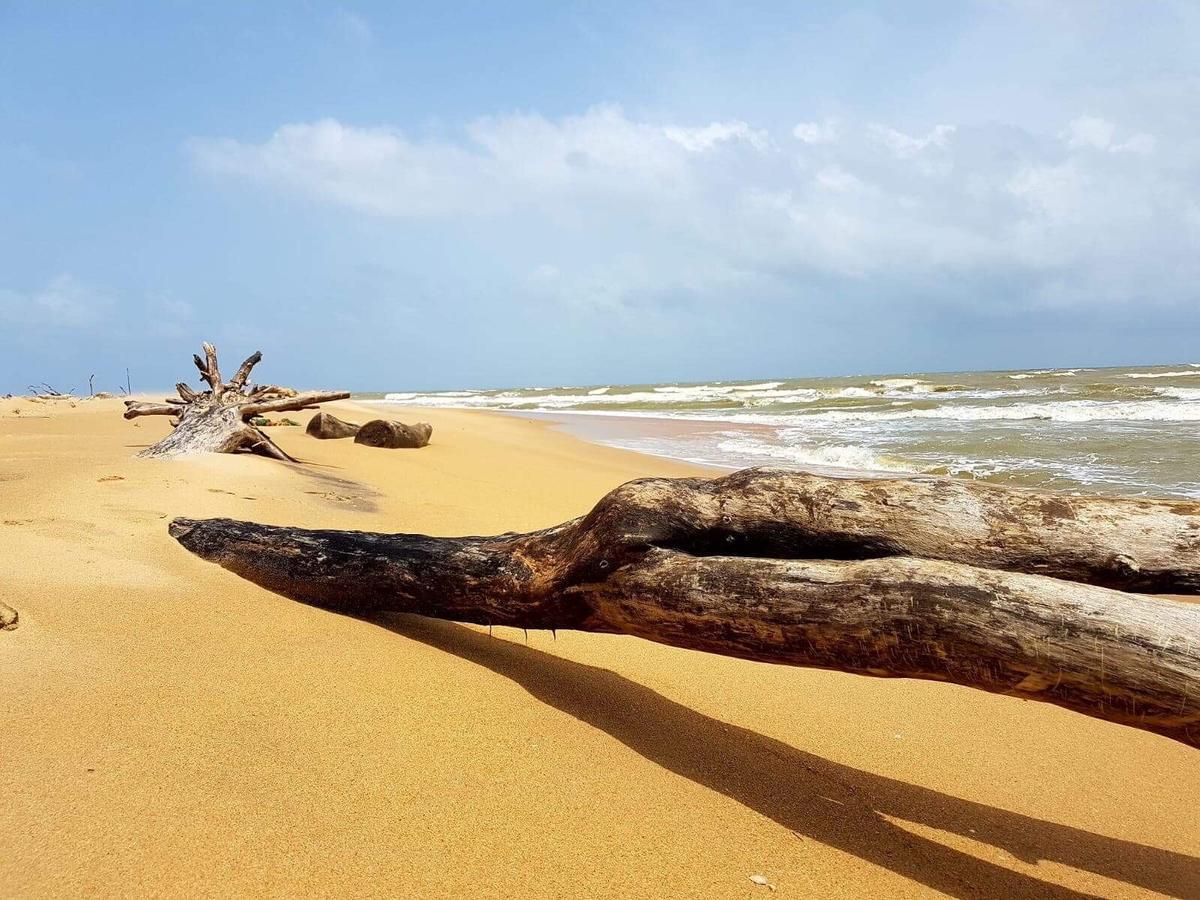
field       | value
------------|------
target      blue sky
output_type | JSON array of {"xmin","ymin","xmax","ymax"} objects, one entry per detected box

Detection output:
[{"xmin": 2, "ymin": 2, "xmax": 1198, "ymax": 392}]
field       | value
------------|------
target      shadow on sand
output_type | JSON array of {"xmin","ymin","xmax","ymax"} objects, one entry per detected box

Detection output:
[{"xmin": 377, "ymin": 613, "xmax": 1199, "ymax": 899}]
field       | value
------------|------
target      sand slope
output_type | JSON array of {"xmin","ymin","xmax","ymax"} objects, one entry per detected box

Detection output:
[{"xmin": 1, "ymin": 397, "xmax": 1197, "ymax": 898}]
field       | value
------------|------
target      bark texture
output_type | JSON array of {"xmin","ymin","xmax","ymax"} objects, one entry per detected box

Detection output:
[
  {"xmin": 354, "ymin": 419, "xmax": 432, "ymax": 449},
  {"xmin": 171, "ymin": 468, "xmax": 1200, "ymax": 747},
  {"xmin": 123, "ymin": 343, "xmax": 349, "ymax": 460},
  {"xmin": 306, "ymin": 412, "xmax": 361, "ymax": 440}
]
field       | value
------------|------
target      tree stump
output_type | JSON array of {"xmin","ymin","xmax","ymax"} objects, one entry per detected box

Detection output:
[
  {"xmin": 171, "ymin": 467, "xmax": 1200, "ymax": 747},
  {"xmin": 306, "ymin": 412, "xmax": 361, "ymax": 440},
  {"xmin": 122, "ymin": 342, "xmax": 349, "ymax": 461},
  {"xmin": 354, "ymin": 419, "xmax": 432, "ymax": 449}
]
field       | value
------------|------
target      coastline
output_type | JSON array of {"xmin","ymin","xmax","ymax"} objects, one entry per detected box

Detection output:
[
  {"xmin": 361, "ymin": 401, "xmax": 749, "ymax": 471},
  {"xmin": 361, "ymin": 364, "xmax": 1200, "ymax": 499},
  {"xmin": 2, "ymin": 397, "xmax": 1198, "ymax": 898}
]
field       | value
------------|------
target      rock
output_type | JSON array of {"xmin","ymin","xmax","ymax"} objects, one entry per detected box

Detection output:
[
  {"xmin": 0, "ymin": 601, "xmax": 18, "ymax": 631},
  {"xmin": 306, "ymin": 412, "xmax": 360, "ymax": 440},
  {"xmin": 93, "ymin": 391, "xmax": 113, "ymax": 399},
  {"xmin": 354, "ymin": 419, "xmax": 432, "ymax": 449}
]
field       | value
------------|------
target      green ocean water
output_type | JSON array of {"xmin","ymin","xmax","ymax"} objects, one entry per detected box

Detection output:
[{"xmin": 361, "ymin": 363, "xmax": 1200, "ymax": 498}]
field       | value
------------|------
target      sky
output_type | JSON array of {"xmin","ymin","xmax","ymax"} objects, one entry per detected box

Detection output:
[{"xmin": 2, "ymin": 1, "xmax": 1199, "ymax": 393}]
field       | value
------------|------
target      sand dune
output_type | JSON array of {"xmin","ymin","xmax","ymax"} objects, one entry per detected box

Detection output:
[{"xmin": 1, "ymin": 397, "xmax": 1197, "ymax": 898}]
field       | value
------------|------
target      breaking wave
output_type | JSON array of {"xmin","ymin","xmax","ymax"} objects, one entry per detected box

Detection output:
[{"xmin": 369, "ymin": 363, "xmax": 1200, "ymax": 497}]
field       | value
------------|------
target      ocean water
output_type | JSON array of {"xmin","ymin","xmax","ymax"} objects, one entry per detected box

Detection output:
[{"xmin": 362, "ymin": 364, "xmax": 1200, "ymax": 498}]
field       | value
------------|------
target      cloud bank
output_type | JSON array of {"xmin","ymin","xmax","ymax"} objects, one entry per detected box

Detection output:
[{"xmin": 189, "ymin": 105, "xmax": 1200, "ymax": 314}]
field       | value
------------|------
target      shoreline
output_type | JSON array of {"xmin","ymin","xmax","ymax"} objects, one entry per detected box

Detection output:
[
  {"xmin": 361, "ymin": 401, "xmax": 912, "ymax": 481},
  {"xmin": 3, "ymin": 397, "xmax": 1198, "ymax": 898},
  {"xmin": 360, "ymin": 387, "xmax": 1200, "ymax": 499},
  {"xmin": 362, "ymin": 400, "xmax": 749, "ymax": 470}
]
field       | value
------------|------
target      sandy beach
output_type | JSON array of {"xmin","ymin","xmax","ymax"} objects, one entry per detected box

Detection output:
[{"xmin": 2, "ymin": 396, "xmax": 1198, "ymax": 899}]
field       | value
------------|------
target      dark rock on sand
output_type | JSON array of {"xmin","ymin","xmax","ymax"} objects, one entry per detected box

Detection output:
[{"xmin": 354, "ymin": 419, "xmax": 432, "ymax": 449}]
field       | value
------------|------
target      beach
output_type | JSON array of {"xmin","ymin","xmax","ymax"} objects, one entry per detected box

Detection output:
[{"xmin": 2, "ymin": 396, "xmax": 1198, "ymax": 898}]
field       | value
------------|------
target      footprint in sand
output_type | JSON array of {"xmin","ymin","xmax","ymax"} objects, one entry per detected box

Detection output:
[{"xmin": 207, "ymin": 488, "xmax": 259, "ymax": 500}]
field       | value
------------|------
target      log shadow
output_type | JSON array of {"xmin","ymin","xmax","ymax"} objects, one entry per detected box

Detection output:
[{"xmin": 378, "ymin": 613, "xmax": 1199, "ymax": 900}]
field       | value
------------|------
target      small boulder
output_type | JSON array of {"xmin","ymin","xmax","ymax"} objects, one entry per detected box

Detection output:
[
  {"xmin": 354, "ymin": 419, "xmax": 432, "ymax": 449},
  {"xmin": 307, "ymin": 412, "xmax": 361, "ymax": 440}
]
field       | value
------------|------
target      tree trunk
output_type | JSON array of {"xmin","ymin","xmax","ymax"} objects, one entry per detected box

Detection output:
[
  {"xmin": 354, "ymin": 419, "xmax": 432, "ymax": 448},
  {"xmin": 170, "ymin": 468, "xmax": 1200, "ymax": 747},
  {"xmin": 306, "ymin": 412, "xmax": 360, "ymax": 440},
  {"xmin": 123, "ymin": 342, "xmax": 349, "ymax": 460}
]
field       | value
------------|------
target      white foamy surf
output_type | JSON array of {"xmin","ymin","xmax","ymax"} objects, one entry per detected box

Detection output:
[{"xmin": 365, "ymin": 363, "xmax": 1200, "ymax": 498}]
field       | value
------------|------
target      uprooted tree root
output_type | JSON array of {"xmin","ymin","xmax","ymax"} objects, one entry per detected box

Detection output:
[{"xmin": 123, "ymin": 342, "xmax": 348, "ymax": 461}]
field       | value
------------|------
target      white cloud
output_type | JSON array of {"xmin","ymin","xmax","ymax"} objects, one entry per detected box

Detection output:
[
  {"xmin": 1113, "ymin": 133, "xmax": 1157, "ymax": 154},
  {"xmin": 662, "ymin": 121, "xmax": 768, "ymax": 152},
  {"xmin": 190, "ymin": 107, "xmax": 776, "ymax": 218},
  {"xmin": 1066, "ymin": 116, "xmax": 1116, "ymax": 150},
  {"xmin": 792, "ymin": 119, "xmax": 839, "ymax": 145},
  {"xmin": 1066, "ymin": 116, "xmax": 1156, "ymax": 155},
  {"xmin": 190, "ymin": 106, "xmax": 779, "ymax": 220},
  {"xmin": 814, "ymin": 166, "xmax": 867, "ymax": 193},
  {"xmin": 190, "ymin": 107, "xmax": 1200, "ymax": 311},
  {"xmin": 1008, "ymin": 162, "xmax": 1087, "ymax": 222},
  {"xmin": 0, "ymin": 274, "xmax": 113, "ymax": 327},
  {"xmin": 869, "ymin": 123, "xmax": 956, "ymax": 158}
]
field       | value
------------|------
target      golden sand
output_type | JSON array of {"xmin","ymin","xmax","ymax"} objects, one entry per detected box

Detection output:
[{"xmin": 1, "ymin": 397, "xmax": 1197, "ymax": 898}]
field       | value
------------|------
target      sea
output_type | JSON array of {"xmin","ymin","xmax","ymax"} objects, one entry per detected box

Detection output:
[{"xmin": 361, "ymin": 364, "xmax": 1200, "ymax": 499}]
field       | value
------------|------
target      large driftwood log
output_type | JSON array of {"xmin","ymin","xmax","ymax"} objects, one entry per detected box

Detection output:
[
  {"xmin": 123, "ymin": 343, "xmax": 349, "ymax": 460},
  {"xmin": 306, "ymin": 412, "xmax": 360, "ymax": 440},
  {"xmin": 170, "ymin": 468, "xmax": 1200, "ymax": 747}
]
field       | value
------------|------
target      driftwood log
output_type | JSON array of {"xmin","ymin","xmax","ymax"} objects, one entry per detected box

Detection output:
[
  {"xmin": 306, "ymin": 412, "xmax": 361, "ymax": 440},
  {"xmin": 354, "ymin": 419, "xmax": 432, "ymax": 449},
  {"xmin": 123, "ymin": 343, "xmax": 349, "ymax": 460},
  {"xmin": 170, "ymin": 468, "xmax": 1200, "ymax": 747}
]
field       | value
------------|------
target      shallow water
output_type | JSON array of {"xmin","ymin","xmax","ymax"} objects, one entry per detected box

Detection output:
[{"xmin": 360, "ymin": 363, "xmax": 1200, "ymax": 498}]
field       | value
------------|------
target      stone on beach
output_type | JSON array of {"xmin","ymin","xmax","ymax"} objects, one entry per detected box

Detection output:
[{"xmin": 354, "ymin": 419, "xmax": 432, "ymax": 449}]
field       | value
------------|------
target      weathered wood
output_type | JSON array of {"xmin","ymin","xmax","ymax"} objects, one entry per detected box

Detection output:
[
  {"xmin": 124, "ymin": 343, "xmax": 349, "ymax": 461},
  {"xmin": 228, "ymin": 350, "xmax": 263, "ymax": 393},
  {"xmin": 241, "ymin": 391, "xmax": 349, "ymax": 419},
  {"xmin": 306, "ymin": 412, "xmax": 361, "ymax": 439},
  {"xmin": 170, "ymin": 467, "xmax": 1200, "ymax": 747},
  {"xmin": 354, "ymin": 419, "xmax": 432, "ymax": 449},
  {"xmin": 123, "ymin": 402, "xmax": 181, "ymax": 418}
]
